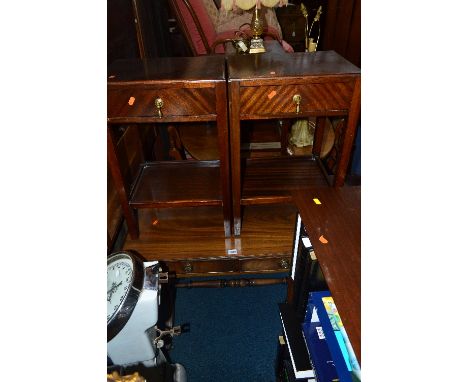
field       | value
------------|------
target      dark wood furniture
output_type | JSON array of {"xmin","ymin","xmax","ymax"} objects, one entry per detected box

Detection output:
[
  {"xmin": 107, "ymin": 55, "xmax": 299, "ymax": 278},
  {"xmin": 321, "ymin": 0, "xmax": 361, "ymax": 67},
  {"xmin": 291, "ymin": 186, "xmax": 361, "ymax": 362},
  {"xmin": 227, "ymin": 47, "xmax": 361, "ymax": 235},
  {"xmin": 107, "ymin": 56, "xmax": 232, "ymax": 239},
  {"xmin": 107, "ymin": 0, "xmax": 140, "ymax": 63},
  {"xmin": 107, "ymin": 125, "xmax": 155, "ymax": 252},
  {"xmin": 275, "ymin": 4, "xmax": 307, "ymax": 52},
  {"xmin": 121, "ymin": 203, "xmax": 296, "ymax": 277},
  {"xmin": 283, "ymin": 0, "xmax": 361, "ymax": 67}
]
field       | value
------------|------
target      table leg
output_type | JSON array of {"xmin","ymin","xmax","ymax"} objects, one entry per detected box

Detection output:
[
  {"xmin": 215, "ymin": 82, "xmax": 232, "ymax": 237},
  {"xmin": 107, "ymin": 125, "xmax": 139, "ymax": 239},
  {"xmin": 334, "ymin": 77, "xmax": 361, "ymax": 186},
  {"xmin": 230, "ymin": 82, "xmax": 242, "ymax": 236}
]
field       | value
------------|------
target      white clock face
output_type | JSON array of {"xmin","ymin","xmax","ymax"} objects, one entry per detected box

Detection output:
[{"xmin": 107, "ymin": 256, "xmax": 134, "ymax": 323}]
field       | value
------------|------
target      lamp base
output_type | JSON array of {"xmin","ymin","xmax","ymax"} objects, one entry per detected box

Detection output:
[{"xmin": 249, "ymin": 37, "xmax": 266, "ymax": 54}]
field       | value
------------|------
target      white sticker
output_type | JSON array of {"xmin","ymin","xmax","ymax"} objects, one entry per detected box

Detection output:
[
  {"xmin": 302, "ymin": 237, "xmax": 312, "ymax": 248},
  {"xmin": 227, "ymin": 249, "xmax": 238, "ymax": 255},
  {"xmin": 238, "ymin": 41, "xmax": 247, "ymax": 52},
  {"xmin": 316, "ymin": 326, "xmax": 325, "ymax": 340}
]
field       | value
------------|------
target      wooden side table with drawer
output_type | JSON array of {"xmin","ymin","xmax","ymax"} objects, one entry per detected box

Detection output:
[
  {"xmin": 107, "ymin": 56, "xmax": 232, "ymax": 239},
  {"xmin": 227, "ymin": 48, "xmax": 361, "ymax": 235}
]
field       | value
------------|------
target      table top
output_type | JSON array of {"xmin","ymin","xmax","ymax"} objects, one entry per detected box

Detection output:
[
  {"xmin": 107, "ymin": 55, "xmax": 226, "ymax": 84},
  {"xmin": 227, "ymin": 48, "xmax": 360, "ymax": 82},
  {"xmin": 292, "ymin": 186, "xmax": 361, "ymax": 362}
]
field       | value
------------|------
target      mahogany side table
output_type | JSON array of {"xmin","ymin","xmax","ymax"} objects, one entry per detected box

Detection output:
[
  {"xmin": 107, "ymin": 56, "xmax": 232, "ymax": 238},
  {"xmin": 227, "ymin": 49, "xmax": 361, "ymax": 235}
]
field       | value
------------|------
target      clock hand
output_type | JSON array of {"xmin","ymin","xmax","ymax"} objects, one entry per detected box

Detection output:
[
  {"xmin": 107, "ymin": 281, "xmax": 123, "ymax": 301},
  {"xmin": 107, "ymin": 282, "xmax": 117, "ymax": 297},
  {"xmin": 112, "ymin": 281, "xmax": 123, "ymax": 292},
  {"xmin": 107, "ymin": 282, "xmax": 117, "ymax": 301}
]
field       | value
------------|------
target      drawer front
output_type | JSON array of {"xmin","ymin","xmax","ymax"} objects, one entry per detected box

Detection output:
[
  {"xmin": 167, "ymin": 256, "xmax": 290, "ymax": 276},
  {"xmin": 239, "ymin": 80, "xmax": 355, "ymax": 117},
  {"xmin": 239, "ymin": 257, "xmax": 290, "ymax": 273},
  {"xmin": 169, "ymin": 259, "xmax": 240, "ymax": 276},
  {"xmin": 108, "ymin": 87, "xmax": 216, "ymax": 120}
]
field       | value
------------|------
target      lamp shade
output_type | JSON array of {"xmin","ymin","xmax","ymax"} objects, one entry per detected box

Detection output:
[{"xmin": 221, "ymin": 0, "xmax": 288, "ymax": 11}]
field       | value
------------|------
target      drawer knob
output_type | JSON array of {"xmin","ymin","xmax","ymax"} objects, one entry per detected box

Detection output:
[
  {"xmin": 293, "ymin": 94, "xmax": 302, "ymax": 113},
  {"xmin": 183, "ymin": 262, "xmax": 193, "ymax": 273},
  {"xmin": 279, "ymin": 259, "xmax": 290, "ymax": 269},
  {"xmin": 155, "ymin": 97, "xmax": 164, "ymax": 118}
]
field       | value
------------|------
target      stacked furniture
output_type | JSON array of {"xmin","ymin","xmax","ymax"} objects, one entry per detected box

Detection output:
[{"xmin": 107, "ymin": 43, "xmax": 360, "ymax": 277}]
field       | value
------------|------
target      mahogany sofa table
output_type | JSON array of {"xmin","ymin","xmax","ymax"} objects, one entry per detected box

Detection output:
[
  {"xmin": 227, "ymin": 49, "xmax": 361, "ymax": 235},
  {"xmin": 107, "ymin": 56, "xmax": 232, "ymax": 238},
  {"xmin": 291, "ymin": 186, "xmax": 361, "ymax": 362}
]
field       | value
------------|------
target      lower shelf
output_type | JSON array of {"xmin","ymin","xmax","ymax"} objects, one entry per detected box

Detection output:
[
  {"xmin": 122, "ymin": 204, "xmax": 297, "ymax": 277},
  {"xmin": 130, "ymin": 160, "xmax": 222, "ymax": 208},
  {"xmin": 241, "ymin": 156, "xmax": 329, "ymax": 204}
]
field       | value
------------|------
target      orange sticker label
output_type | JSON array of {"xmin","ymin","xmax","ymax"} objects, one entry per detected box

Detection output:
[
  {"xmin": 319, "ymin": 235, "xmax": 328, "ymax": 244},
  {"xmin": 267, "ymin": 90, "xmax": 277, "ymax": 99},
  {"xmin": 152, "ymin": 219, "xmax": 159, "ymax": 226},
  {"xmin": 128, "ymin": 96, "xmax": 135, "ymax": 106}
]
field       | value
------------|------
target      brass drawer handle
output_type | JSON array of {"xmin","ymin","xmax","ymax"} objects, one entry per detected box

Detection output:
[
  {"xmin": 293, "ymin": 94, "xmax": 302, "ymax": 113},
  {"xmin": 279, "ymin": 259, "xmax": 289, "ymax": 269},
  {"xmin": 183, "ymin": 262, "xmax": 193, "ymax": 273},
  {"xmin": 155, "ymin": 97, "xmax": 164, "ymax": 118}
]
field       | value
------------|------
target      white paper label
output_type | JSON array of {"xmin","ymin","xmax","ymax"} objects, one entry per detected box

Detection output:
[
  {"xmin": 302, "ymin": 237, "xmax": 312, "ymax": 248},
  {"xmin": 316, "ymin": 326, "xmax": 325, "ymax": 339}
]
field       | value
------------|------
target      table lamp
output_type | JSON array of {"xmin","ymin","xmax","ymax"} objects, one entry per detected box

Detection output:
[{"xmin": 221, "ymin": 0, "xmax": 288, "ymax": 53}]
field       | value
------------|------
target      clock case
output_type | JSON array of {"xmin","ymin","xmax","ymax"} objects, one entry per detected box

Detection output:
[{"xmin": 107, "ymin": 251, "xmax": 159, "ymax": 342}]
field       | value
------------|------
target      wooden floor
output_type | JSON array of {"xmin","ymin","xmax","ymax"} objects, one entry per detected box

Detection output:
[{"xmin": 122, "ymin": 203, "xmax": 297, "ymax": 276}]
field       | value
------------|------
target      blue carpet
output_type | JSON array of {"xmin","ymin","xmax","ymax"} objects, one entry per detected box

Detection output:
[{"xmin": 169, "ymin": 280, "xmax": 287, "ymax": 382}]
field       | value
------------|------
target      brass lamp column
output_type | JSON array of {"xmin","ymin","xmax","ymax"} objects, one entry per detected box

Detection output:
[
  {"xmin": 249, "ymin": 7, "xmax": 266, "ymax": 53},
  {"xmin": 221, "ymin": 0, "xmax": 288, "ymax": 54}
]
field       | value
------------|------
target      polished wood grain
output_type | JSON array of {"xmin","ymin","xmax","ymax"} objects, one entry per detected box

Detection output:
[
  {"xmin": 292, "ymin": 186, "xmax": 361, "ymax": 362},
  {"xmin": 227, "ymin": 50, "xmax": 360, "ymax": 82},
  {"xmin": 227, "ymin": 48, "xmax": 361, "ymax": 235},
  {"xmin": 108, "ymin": 56, "xmax": 231, "ymax": 237},
  {"xmin": 122, "ymin": 203, "xmax": 297, "ymax": 277},
  {"xmin": 242, "ymin": 157, "xmax": 328, "ymax": 204},
  {"xmin": 239, "ymin": 80, "xmax": 355, "ymax": 118},
  {"xmin": 130, "ymin": 161, "xmax": 222, "ymax": 208},
  {"xmin": 107, "ymin": 56, "xmax": 225, "ymax": 83},
  {"xmin": 108, "ymin": 87, "xmax": 217, "ymax": 123}
]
